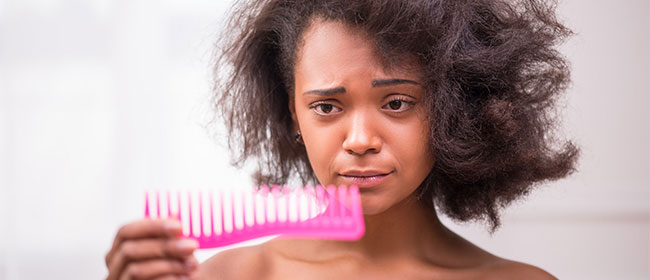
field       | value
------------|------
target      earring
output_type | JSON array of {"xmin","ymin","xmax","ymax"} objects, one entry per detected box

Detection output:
[{"xmin": 295, "ymin": 130, "xmax": 303, "ymax": 144}]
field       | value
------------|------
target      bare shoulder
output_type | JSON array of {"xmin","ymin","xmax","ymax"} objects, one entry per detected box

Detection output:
[
  {"xmin": 198, "ymin": 244, "xmax": 272, "ymax": 280},
  {"xmin": 483, "ymin": 259, "xmax": 557, "ymax": 280}
]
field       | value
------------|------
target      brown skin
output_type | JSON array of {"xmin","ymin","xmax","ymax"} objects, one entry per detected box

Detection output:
[
  {"xmin": 105, "ymin": 219, "xmax": 200, "ymax": 280},
  {"xmin": 197, "ymin": 20, "xmax": 557, "ymax": 280}
]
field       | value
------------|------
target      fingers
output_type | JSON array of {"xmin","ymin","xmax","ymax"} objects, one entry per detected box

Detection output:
[
  {"xmin": 105, "ymin": 218, "xmax": 197, "ymax": 280},
  {"xmin": 121, "ymin": 238, "xmax": 197, "ymax": 261},
  {"xmin": 108, "ymin": 237, "xmax": 198, "ymax": 277},
  {"xmin": 107, "ymin": 219, "xmax": 183, "ymax": 266},
  {"xmin": 117, "ymin": 256, "xmax": 198, "ymax": 280}
]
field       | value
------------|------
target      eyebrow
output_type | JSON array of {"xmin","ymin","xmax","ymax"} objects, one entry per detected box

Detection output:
[
  {"xmin": 303, "ymin": 78, "xmax": 421, "ymax": 96},
  {"xmin": 303, "ymin": 86, "xmax": 346, "ymax": 96},
  {"xmin": 371, "ymin": 78, "xmax": 421, "ymax": 87}
]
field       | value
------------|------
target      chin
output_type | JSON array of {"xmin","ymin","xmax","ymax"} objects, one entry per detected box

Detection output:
[{"xmin": 359, "ymin": 195, "xmax": 393, "ymax": 216}]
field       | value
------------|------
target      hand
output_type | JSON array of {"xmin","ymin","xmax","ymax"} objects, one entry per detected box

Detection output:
[{"xmin": 105, "ymin": 219, "xmax": 199, "ymax": 280}]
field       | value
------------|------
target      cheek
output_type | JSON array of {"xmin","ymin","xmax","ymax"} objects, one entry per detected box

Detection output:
[
  {"xmin": 298, "ymin": 119, "xmax": 341, "ymax": 184},
  {"xmin": 388, "ymin": 119, "xmax": 434, "ymax": 179}
]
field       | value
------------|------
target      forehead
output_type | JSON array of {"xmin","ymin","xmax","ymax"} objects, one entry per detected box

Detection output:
[{"xmin": 293, "ymin": 19, "xmax": 421, "ymax": 86}]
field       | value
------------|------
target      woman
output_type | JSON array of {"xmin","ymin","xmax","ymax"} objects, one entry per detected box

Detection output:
[{"xmin": 105, "ymin": 0, "xmax": 578, "ymax": 279}]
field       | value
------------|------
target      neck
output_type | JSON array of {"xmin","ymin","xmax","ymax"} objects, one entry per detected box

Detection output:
[
  {"xmin": 270, "ymin": 194, "xmax": 456, "ymax": 264},
  {"xmin": 332, "ymin": 194, "xmax": 448, "ymax": 261}
]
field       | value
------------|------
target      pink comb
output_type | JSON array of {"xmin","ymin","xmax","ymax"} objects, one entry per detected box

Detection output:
[{"xmin": 144, "ymin": 185, "xmax": 365, "ymax": 249}]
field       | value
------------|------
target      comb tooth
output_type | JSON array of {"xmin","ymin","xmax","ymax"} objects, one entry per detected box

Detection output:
[
  {"xmin": 176, "ymin": 191, "xmax": 181, "ymax": 220},
  {"xmin": 282, "ymin": 186, "xmax": 291, "ymax": 223},
  {"xmin": 175, "ymin": 191, "xmax": 184, "ymax": 236},
  {"xmin": 350, "ymin": 185, "xmax": 361, "ymax": 218},
  {"xmin": 271, "ymin": 185, "xmax": 279, "ymax": 224},
  {"xmin": 156, "ymin": 191, "xmax": 161, "ymax": 219},
  {"xmin": 350, "ymin": 185, "xmax": 364, "ymax": 237},
  {"xmin": 261, "ymin": 185, "xmax": 269, "ymax": 225},
  {"xmin": 198, "ymin": 191, "xmax": 204, "ymax": 237},
  {"xmin": 315, "ymin": 185, "xmax": 324, "ymax": 212},
  {"xmin": 241, "ymin": 191, "xmax": 248, "ymax": 229},
  {"xmin": 327, "ymin": 185, "xmax": 337, "ymax": 219},
  {"xmin": 306, "ymin": 186, "xmax": 312, "ymax": 224},
  {"xmin": 238, "ymin": 191, "xmax": 244, "ymax": 229},
  {"xmin": 276, "ymin": 186, "xmax": 289, "ymax": 223},
  {"xmin": 220, "ymin": 190, "xmax": 226, "ymax": 234},
  {"xmin": 295, "ymin": 186, "xmax": 302, "ymax": 223},
  {"xmin": 187, "ymin": 191, "xmax": 194, "ymax": 237},
  {"xmin": 275, "ymin": 186, "xmax": 282, "ymax": 223},
  {"xmin": 166, "ymin": 191, "xmax": 172, "ymax": 218},
  {"xmin": 276, "ymin": 186, "xmax": 283, "ymax": 223},
  {"xmin": 230, "ymin": 191, "xmax": 236, "ymax": 232},
  {"xmin": 315, "ymin": 185, "xmax": 325, "ymax": 225},
  {"xmin": 144, "ymin": 191, "xmax": 150, "ymax": 218},
  {"xmin": 209, "ymin": 191, "xmax": 215, "ymax": 236},
  {"xmin": 338, "ymin": 185, "xmax": 347, "ymax": 218},
  {"xmin": 251, "ymin": 188, "xmax": 257, "ymax": 227},
  {"xmin": 280, "ymin": 186, "xmax": 286, "ymax": 223}
]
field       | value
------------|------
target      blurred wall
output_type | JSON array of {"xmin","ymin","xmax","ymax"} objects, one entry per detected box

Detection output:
[{"xmin": 0, "ymin": 0, "xmax": 648, "ymax": 279}]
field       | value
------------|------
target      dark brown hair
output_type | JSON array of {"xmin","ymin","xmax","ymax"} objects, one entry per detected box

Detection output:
[{"xmin": 212, "ymin": 0, "xmax": 579, "ymax": 230}]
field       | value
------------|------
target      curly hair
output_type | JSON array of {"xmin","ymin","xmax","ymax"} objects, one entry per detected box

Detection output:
[{"xmin": 211, "ymin": 0, "xmax": 579, "ymax": 230}]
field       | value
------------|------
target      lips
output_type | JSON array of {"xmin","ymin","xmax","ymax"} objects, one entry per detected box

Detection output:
[{"xmin": 339, "ymin": 170, "xmax": 393, "ymax": 188}]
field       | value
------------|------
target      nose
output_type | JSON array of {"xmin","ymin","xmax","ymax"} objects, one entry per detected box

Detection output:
[{"xmin": 341, "ymin": 110, "xmax": 382, "ymax": 155}]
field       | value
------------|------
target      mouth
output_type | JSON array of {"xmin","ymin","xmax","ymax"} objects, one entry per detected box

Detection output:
[{"xmin": 338, "ymin": 170, "xmax": 393, "ymax": 188}]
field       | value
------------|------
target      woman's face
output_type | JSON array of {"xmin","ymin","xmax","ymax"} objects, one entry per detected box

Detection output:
[{"xmin": 290, "ymin": 19, "xmax": 434, "ymax": 215}]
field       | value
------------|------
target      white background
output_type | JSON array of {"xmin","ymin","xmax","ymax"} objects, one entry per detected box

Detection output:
[{"xmin": 0, "ymin": 0, "xmax": 648, "ymax": 279}]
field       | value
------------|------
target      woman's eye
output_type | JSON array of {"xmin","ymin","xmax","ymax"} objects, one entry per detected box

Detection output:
[
  {"xmin": 382, "ymin": 99, "xmax": 415, "ymax": 112},
  {"xmin": 310, "ymin": 103, "xmax": 341, "ymax": 115},
  {"xmin": 388, "ymin": 100, "xmax": 403, "ymax": 110}
]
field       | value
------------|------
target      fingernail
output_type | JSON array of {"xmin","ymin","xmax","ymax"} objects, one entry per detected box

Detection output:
[
  {"xmin": 176, "ymin": 239, "xmax": 199, "ymax": 250},
  {"xmin": 163, "ymin": 220, "xmax": 181, "ymax": 232},
  {"xmin": 179, "ymin": 276, "xmax": 189, "ymax": 280},
  {"xmin": 184, "ymin": 258, "xmax": 198, "ymax": 268}
]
